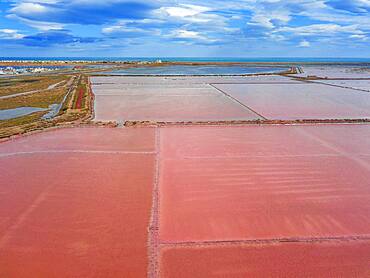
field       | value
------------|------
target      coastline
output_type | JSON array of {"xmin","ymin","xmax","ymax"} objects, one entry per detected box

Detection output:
[{"xmin": 1, "ymin": 57, "xmax": 370, "ymax": 68}]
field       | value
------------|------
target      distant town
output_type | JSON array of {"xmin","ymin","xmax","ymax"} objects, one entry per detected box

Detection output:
[
  {"xmin": 0, "ymin": 66, "xmax": 62, "ymax": 75},
  {"xmin": 0, "ymin": 60, "xmax": 165, "ymax": 76}
]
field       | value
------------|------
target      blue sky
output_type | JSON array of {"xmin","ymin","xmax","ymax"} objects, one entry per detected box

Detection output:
[{"xmin": 0, "ymin": 0, "xmax": 369, "ymax": 57}]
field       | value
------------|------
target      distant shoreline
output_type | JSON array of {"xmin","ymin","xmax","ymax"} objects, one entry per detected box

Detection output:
[
  {"xmin": 1, "ymin": 61, "xmax": 370, "ymax": 68},
  {"xmin": 0, "ymin": 57, "xmax": 370, "ymax": 64}
]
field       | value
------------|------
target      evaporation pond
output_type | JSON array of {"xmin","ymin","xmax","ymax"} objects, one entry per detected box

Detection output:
[{"xmin": 102, "ymin": 65, "xmax": 287, "ymax": 76}]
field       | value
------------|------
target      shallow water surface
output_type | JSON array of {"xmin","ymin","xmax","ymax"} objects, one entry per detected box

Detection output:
[
  {"xmin": 0, "ymin": 107, "xmax": 46, "ymax": 120},
  {"xmin": 102, "ymin": 65, "xmax": 287, "ymax": 76},
  {"xmin": 42, "ymin": 103, "xmax": 61, "ymax": 119}
]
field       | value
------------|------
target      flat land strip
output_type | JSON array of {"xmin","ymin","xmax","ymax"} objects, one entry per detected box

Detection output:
[{"xmin": 290, "ymin": 65, "xmax": 370, "ymax": 79}]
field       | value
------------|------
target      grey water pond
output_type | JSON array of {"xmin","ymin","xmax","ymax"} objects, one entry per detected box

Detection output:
[
  {"xmin": 100, "ymin": 65, "xmax": 288, "ymax": 76},
  {"xmin": 42, "ymin": 103, "xmax": 62, "ymax": 119},
  {"xmin": 0, "ymin": 107, "xmax": 47, "ymax": 120},
  {"xmin": 0, "ymin": 102, "xmax": 63, "ymax": 120}
]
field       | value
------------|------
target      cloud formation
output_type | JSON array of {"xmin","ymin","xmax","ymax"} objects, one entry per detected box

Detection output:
[
  {"xmin": 9, "ymin": 0, "xmax": 156, "ymax": 25},
  {"xmin": 1, "ymin": 0, "xmax": 369, "ymax": 56}
]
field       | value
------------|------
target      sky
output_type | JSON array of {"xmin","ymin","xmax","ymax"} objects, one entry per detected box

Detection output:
[{"xmin": 0, "ymin": 0, "xmax": 369, "ymax": 57}]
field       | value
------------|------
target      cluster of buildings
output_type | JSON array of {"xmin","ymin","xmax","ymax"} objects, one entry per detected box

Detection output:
[
  {"xmin": 0, "ymin": 66, "xmax": 59, "ymax": 75},
  {"xmin": 137, "ymin": 59, "xmax": 163, "ymax": 65}
]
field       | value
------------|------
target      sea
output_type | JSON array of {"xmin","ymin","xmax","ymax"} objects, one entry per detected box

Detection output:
[{"xmin": 1, "ymin": 57, "xmax": 370, "ymax": 63}]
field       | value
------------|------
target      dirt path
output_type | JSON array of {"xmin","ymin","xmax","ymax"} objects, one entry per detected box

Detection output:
[{"xmin": 0, "ymin": 80, "xmax": 67, "ymax": 100}]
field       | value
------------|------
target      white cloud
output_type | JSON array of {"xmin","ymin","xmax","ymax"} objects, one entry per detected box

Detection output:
[
  {"xmin": 7, "ymin": 14, "xmax": 64, "ymax": 31},
  {"xmin": 349, "ymin": 34, "xmax": 368, "ymax": 41},
  {"xmin": 10, "ymin": 2, "xmax": 49, "ymax": 14},
  {"xmin": 248, "ymin": 14, "xmax": 274, "ymax": 29},
  {"xmin": 276, "ymin": 24, "xmax": 363, "ymax": 36},
  {"xmin": 3, "ymin": 0, "xmax": 370, "ymax": 50},
  {"xmin": 299, "ymin": 40, "xmax": 310, "ymax": 47},
  {"xmin": 166, "ymin": 28, "xmax": 219, "ymax": 44},
  {"xmin": 160, "ymin": 4, "xmax": 211, "ymax": 18},
  {"xmin": 248, "ymin": 10, "xmax": 291, "ymax": 29},
  {"xmin": 268, "ymin": 33, "xmax": 286, "ymax": 41},
  {"xmin": 101, "ymin": 18, "xmax": 163, "ymax": 36},
  {"xmin": 0, "ymin": 29, "xmax": 25, "ymax": 39},
  {"xmin": 168, "ymin": 29, "xmax": 206, "ymax": 40},
  {"xmin": 155, "ymin": 4, "xmax": 225, "ymax": 25},
  {"xmin": 103, "ymin": 25, "xmax": 140, "ymax": 34},
  {"xmin": 102, "ymin": 23, "xmax": 158, "ymax": 35}
]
